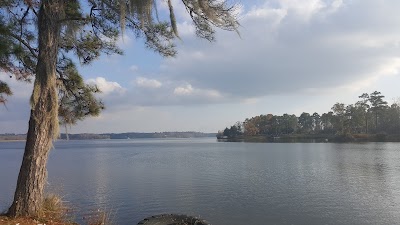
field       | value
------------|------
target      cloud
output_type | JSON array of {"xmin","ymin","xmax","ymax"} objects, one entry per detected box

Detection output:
[
  {"xmin": 156, "ymin": 0, "xmax": 400, "ymax": 100},
  {"xmin": 85, "ymin": 0, "xmax": 400, "ymax": 109},
  {"xmin": 86, "ymin": 77, "xmax": 125, "ymax": 95},
  {"xmin": 173, "ymin": 84, "xmax": 222, "ymax": 99},
  {"xmin": 279, "ymin": 0, "xmax": 325, "ymax": 21},
  {"xmin": 135, "ymin": 77, "xmax": 162, "ymax": 88},
  {"xmin": 174, "ymin": 84, "xmax": 193, "ymax": 95},
  {"xmin": 95, "ymin": 79, "xmax": 226, "ymax": 111},
  {"xmin": 340, "ymin": 57, "xmax": 400, "ymax": 92}
]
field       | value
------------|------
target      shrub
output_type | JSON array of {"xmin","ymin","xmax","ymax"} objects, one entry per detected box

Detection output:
[{"xmin": 376, "ymin": 133, "xmax": 387, "ymax": 142}]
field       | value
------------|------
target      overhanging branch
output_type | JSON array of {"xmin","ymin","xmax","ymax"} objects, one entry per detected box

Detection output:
[{"xmin": 9, "ymin": 33, "xmax": 38, "ymax": 59}]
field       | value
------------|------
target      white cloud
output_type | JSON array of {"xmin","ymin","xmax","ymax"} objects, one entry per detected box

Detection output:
[
  {"xmin": 87, "ymin": 77, "xmax": 125, "ymax": 95},
  {"xmin": 173, "ymin": 84, "xmax": 223, "ymax": 99},
  {"xmin": 341, "ymin": 57, "xmax": 400, "ymax": 92},
  {"xmin": 247, "ymin": 6, "xmax": 287, "ymax": 27},
  {"xmin": 203, "ymin": 89, "xmax": 222, "ymax": 99},
  {"xmin": 242, "ymin": 98, "xmax": 260, "ymax": 104},
  {"xmin": 135, "ymin": 77, "xmax": 162, "ymax": 88},
  {"xmin": 279, "ymin": 0, "xmax": 325, "ymax": 21},
  {"xmin": 330, "ymin": 0, "xmax": 344, "ymax": 13},
  {"xmin": 174, "ymin": 84, "xmax": 194, "ymax": 95}
]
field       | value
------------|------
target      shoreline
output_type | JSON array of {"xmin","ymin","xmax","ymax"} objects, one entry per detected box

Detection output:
[
  {"xmin": 217, "ymin": 133, "xmax": 400, "ymax": 143},
  {"xmin": 0, "ymin": 139, "xmax": 26, "ymax": 142}
]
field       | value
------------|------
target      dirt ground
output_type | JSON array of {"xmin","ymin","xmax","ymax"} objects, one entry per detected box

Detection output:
[{"xmin": 0, "ymin": 216, "xmax": 76, "ymax": 225}]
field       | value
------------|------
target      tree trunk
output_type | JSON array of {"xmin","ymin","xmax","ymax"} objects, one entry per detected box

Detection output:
[{"xmin": 8, "ymin": 0, "xmax": 64, "ymax": 217}]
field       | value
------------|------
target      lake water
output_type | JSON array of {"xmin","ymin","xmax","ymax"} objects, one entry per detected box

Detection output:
[{"xmin": 1, "ymin": 139, "xmax": 400, "ymax": 224}]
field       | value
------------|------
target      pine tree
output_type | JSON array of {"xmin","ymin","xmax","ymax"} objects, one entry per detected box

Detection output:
[
  {"xmin": 0, "ymin": 0, "xmax": 238, "ymax": 217},
  {"xmin": 369, "ymin": 91, "xmax": 388, "ymax": 132}
]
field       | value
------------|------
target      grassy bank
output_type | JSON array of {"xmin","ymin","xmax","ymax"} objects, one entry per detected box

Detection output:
[
  {"xmin": 0, "ymin": 195, "xmax": 111, "ymax": 225},
  {"xmin": 0, "ymin": 216, "xmax": 75, "ymax": 225},
  {"xmin": 0, "ymin": 195, "xmax": 74, "ymax": 225}
]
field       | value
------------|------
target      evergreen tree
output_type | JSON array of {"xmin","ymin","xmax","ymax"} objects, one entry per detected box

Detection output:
[
  {"xmin": 312, "ymin": 112, "xmax": 321, "ymax": 133},
  {"xmin": 298, "ymin": 112, "xmax": 312, "ymax": 133},
  {"xmin": 331, "ymin": 102, "xmax": 346, "ymax": 134},
  {"xmin": 1, "ymin": 0, "xmax": 238, "ymax": 217},
  {"xmin": 0, "ymin": 80, "xmax": 12, "ymax": 104},
  {"xmin": 356, "ymin": 93, "xmax": 370, "ymax": 133},
  {"xmin": 369, "ymin": 91, "xmax": 388, "ymax": 132}
]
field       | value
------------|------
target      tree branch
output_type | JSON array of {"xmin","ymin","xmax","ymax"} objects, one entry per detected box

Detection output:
[
  {"xmin": 58, "ymin": 17, "xmax": 92, "ymax": 24},
  {"xmin": 9, "ymin": 33, "xmax": 38, "ymax": 59},
  {"xmin": 20, "ymin": 6, "xmax": 31, "ymax": 37}
]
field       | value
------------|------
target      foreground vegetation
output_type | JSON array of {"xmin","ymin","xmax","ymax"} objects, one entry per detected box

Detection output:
[
  {"xmin": 0, "ymin": 195, "xmax": 74, "ymax": 225},
  {"xmin": 0, "ymin": 194, "xmax": 112, "ymax": 225},
  {"xmin": 0, "ymin": 216, "xmax": 71, "ymax": 225},
  {"xmin": 219, "ymin": 91, "xmax": 400, "ymax": 142}
]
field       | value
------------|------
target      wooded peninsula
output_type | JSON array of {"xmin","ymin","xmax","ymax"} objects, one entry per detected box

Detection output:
[{"xmin": 218, "ymin": 91, "xmax": 400, "ymax": 142}]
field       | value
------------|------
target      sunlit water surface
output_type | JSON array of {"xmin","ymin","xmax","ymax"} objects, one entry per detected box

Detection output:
[{"xmin": 1, "ymin": 139, "xmax": 400, "ymax": 225}]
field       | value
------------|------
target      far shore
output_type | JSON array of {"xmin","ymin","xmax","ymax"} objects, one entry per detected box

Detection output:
[
  {"xmin": 0, "ymin": 139, "xmax": 26, "ymax": 142},
  {"xmin": 217, "ymin": 133, "xmax": 400, "ymax": 143}
]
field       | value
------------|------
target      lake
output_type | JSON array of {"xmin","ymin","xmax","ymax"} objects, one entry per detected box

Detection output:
[{"xmin": 1, "ymin": 138, "xmax": 400, "ymax": 224}]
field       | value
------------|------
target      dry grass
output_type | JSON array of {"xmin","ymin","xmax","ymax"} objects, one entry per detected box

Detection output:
[
  {"xmin": 39, "ymin": 194, "xmax": 69, "ymax": 221},
  {"xmin": 0, "ymin": 215, "xmax": 75, "ymax": 225},
  {"xmin": 0, "ymin": 194, "xmax": 114, "ymax": 225},
  {"xmin": 0, "ymin": 194, "xmax": 76, "ymax": 225}
]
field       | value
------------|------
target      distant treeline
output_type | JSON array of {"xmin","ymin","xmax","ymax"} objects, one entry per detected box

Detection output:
[
  {"xmin": 0, "ymin": 133, "xmax": 26, "ymax": 141},
  {"xmin": 60, "ymin": 132, "xmax": 216, "ymax": 140},
  {"xmin": 1, "ymin": 132, "xmax": 216, "ymax": 141},
  {"xmin": 59, "ymin": 133, "xmax": 109, "ymax": 140},
  {"xmin": 218, "ymin": 91, "xmax": 400, "ymax": 142}
]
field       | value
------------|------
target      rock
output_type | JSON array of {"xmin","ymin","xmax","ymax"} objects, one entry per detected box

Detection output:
[{"xmin": 137, "ymin": 214, "xmax": 210, "ymax": 225}]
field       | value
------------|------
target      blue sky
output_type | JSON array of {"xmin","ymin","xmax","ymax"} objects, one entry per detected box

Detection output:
[{"xmin": 2, "ymin": 0, "xmax": 400, "ymax": 134}]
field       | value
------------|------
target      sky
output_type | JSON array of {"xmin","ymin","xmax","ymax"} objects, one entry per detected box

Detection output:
[{"xmin": 2, "ymin": 0, "xmax": 400, "ymax": 134}]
